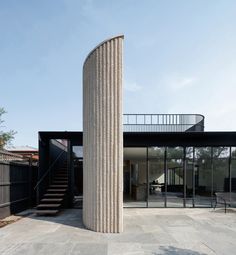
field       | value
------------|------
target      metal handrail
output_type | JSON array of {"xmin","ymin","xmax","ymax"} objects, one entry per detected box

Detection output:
[
  {"xmin": 34, "ymin": 150, "xmax": 66, "ymax": 190},
  {"xmin": 123, "ymin": 114, "xmax": 204, "ymax": 132}
]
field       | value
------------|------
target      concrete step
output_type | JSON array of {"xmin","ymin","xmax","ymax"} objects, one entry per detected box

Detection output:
[{"xmin": 35, "ymin": 210, "xmax": 59, "ymax": 216}]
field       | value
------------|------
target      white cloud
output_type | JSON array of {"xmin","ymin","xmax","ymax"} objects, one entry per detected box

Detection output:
[
  {"xmin": 124, "ymin": 80, "xmax": 142, "ymax": 92},
  {"xmin": 169, "ymin": 76, "xmax": 196, "ymax": 90}
]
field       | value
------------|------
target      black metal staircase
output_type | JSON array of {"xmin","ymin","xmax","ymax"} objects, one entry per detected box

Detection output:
[{"xmin": 35, "ymin": 162, "xmax": 68, "ymax": 216}]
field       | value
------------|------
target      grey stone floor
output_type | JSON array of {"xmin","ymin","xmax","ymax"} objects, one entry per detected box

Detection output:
[{"xmin": 0, "ymin": 208, "xmax": 236, "ymax": 255}]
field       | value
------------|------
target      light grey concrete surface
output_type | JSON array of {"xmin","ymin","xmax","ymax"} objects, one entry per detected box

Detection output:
[
  {"xmin": 83, "ymin": 35, "xmax": 123, "ymax": 233},
  {"xmin": 0, "ymin": 208, "xmax": 236, "ymax": 255}
]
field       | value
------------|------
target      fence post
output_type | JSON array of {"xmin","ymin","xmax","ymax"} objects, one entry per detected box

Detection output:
[{"xmin": 28, "ymin": 157, "xmax": 32, "ymax": 207}]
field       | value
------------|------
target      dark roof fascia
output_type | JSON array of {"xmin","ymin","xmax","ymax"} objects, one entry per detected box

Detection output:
[
  {"xmin": 123, "ymin": 131, "xmax": 236, "ymax": 147},
  {"xmin": 38, "ymin": 131, "xmax": 236, "ymax": 147}
]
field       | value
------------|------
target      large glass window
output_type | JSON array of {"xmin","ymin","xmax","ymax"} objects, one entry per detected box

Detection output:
[
  {"xmin": 213, "ymin": 147, "xmax": 230, "ymax": 194},
  {"xmin": 231, "ymin": 147, "xmax": 236, "ymax": 194},
  {"xmin": 186, "ymin": 147, "xmax": 194, "ymax": 207},
  {"xmin": 148, "ymin": 147, "xmax": 165, "ymax": 207},
  {"xmin": 123, "ymin": 148, "xmax": 147, "ymax": 207},
  {"xmin": 194, "ymin": 147, "xmax": 212, "ymax": 207},
  {"xmin": 123, "ymin": 145, "xmax": 234, "ymax": 209},
  {"xmin": 166, "ymin": 147, "xmax": 184, "ymax": 207}
]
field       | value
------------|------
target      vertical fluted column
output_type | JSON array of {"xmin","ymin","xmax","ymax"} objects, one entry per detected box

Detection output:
[{"xmin": 83, "ymin": 35, "xmax": 123, "ymax": 233}]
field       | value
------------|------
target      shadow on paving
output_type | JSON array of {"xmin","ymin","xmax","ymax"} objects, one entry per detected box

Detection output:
[
  {"xmin": 27, "ymin": 209, "xmax": 86, "ymax": 230},
  {"xmin": 210, "ymin": 208, "xmax": 236, "ymax": 214},
  {"xmin": 157, "ymin": 246, "xmax": 208, "ymax": 255}
]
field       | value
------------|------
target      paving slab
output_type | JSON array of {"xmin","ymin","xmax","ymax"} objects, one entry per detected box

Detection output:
[{"xmin": 0, "ymin": 208, "xmax": 235, "ymax": 254}]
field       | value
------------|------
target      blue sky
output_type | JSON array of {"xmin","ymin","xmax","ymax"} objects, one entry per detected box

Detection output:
[{"xmin": 1, "ymin": 0, "xmax": 236, "ymax": 147}]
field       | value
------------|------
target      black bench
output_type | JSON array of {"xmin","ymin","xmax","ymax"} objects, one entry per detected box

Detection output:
[{"xmin": 214, "ymin": 192, "xmax": 236, "ymax": 213}]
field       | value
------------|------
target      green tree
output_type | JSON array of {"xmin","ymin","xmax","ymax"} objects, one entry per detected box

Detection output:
[{"xmin": 0, "ymin": 107, "xmax": 16, "ymax": 149}]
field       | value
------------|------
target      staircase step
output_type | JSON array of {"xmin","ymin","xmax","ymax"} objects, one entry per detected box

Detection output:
[
  {"xmin": 47, "ymin": 189, "xmax": 67, "ymax": 193},
  {"xmin": 44, "ymin": 193, "xmax": 65, "ymax": 197},
  {"xmin": 35, "ymin": 160, "xmax": 68, "ymax": 217},
  {"xmin": 50, "ymin": 185, "xmax": 68, "ymax": 188},
  {"xmin": 52, "ymin": 181, "xmax": 68, "ymax": 184},
  {"xmin": 41, "ymin": 198, "xmax": 63, "ymax": 203},
  {"xmin": 37, "ymin": 203, "xmax": 61, "ymax": 208},
  {"xmin": 35, "ymin": 210, "xmax": 59, "ymax": 216}
]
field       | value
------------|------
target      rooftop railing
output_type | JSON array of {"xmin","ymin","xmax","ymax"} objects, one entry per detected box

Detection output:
[{"xmin": 123, "ymin": 114, "xmax": 204, "ymax": 132}]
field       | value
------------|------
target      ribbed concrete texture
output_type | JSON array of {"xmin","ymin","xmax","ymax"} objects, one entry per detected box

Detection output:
[{"xmin": 83, "ymin": 35, "xmax": 124, "ymax": 233}]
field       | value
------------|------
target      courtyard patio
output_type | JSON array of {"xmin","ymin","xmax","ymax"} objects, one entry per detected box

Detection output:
[{"xmin": 0, "ymin": 208, "xmax": 235, "ymax": 255}]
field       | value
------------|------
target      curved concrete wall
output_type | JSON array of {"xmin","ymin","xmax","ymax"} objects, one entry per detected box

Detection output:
[{"xmin": 83, "ymin": 35, "xmax": 124, "ymax": 233}]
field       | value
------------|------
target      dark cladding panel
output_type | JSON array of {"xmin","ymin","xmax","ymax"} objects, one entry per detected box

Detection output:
[
  {"xmin": 39, "ymin": 131, "xmax": 236, "ymax": 149},
  {"xmin": 123, "ymin": 132, "xmax": 236, "ymax": 147}
]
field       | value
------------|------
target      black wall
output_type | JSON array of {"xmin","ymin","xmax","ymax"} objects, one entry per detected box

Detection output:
[{"xmin": 0, "ymin": 161, "xmax": 38, "ymax": 219}]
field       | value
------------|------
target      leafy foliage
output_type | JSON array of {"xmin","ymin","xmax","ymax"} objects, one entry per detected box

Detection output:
[{"xmin": 0, "ymin": 107, "xmax": 16, "ymax": 149}]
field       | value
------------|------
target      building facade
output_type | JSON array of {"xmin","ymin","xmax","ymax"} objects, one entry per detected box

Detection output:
[{"xmin": 36, "ymin": 36, "xmax": 236, "ymax": 233}]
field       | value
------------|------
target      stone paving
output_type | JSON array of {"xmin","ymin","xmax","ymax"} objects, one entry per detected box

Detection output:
[{"xmin": 0, "ymin": 208, "xmax": 236, "ymax": 255}]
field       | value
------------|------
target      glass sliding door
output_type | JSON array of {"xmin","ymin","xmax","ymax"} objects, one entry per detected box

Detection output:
[
  {"xmin": 194, "ymin": 147, "xmax": 212, "ymax": 207},
  {"xmin": 231, "ymin": 147, "xmax": 236, "ymax": 195},
  {"xmin": 231, "ymin": 148, "xmax": 236, "ymax": 208},
  {"xmin": 213, "ymin": 147, "xmax": 230, "ymax": 195},
  {"xmin": 122, "ymin": 146, "xmax": 233, "ymax": 209},
  {"xmin": 166, "ymin": 147, "xmax": 184, "ymax": 207},
  {"xmin": 148, "ymin": 147, "xmax": 165, "ymax": 207},
  {"xmin": 185, "ymin": 147, "xmax": 194, "ymax": 207},
  {"xmin": 123, "ymin": 147, "xmax": 147, "ymax": 207}
]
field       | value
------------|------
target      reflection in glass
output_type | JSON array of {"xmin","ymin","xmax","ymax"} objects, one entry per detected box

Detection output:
[
  {"xmin": 186, "ymin": 147, "xmax": 194, "ymax": 207},
  {"xmin": 231, "ymin": 148, "xmax": 236, "ymax": 196},
  {"xmin": 194, "ymin": 147, "xmax": 212, "ymax": 207},
  {"xmin": 123, "ymin": 148, "xmax": 147, "ymax": 207},
  {"xmin": 231, "ymin": 159, "xmax": 236, "ymax": 198},
  {"xmin": 148, "ymin": 147, "xmax": 165, "ymax": 207},
  {"xmin": 213, "ymin": 147, "xmax": 230, "ymax": 194},
  {"xmin": 166, "ymin": 147, "xmax": 184, "ymax": 207},
  {"xmin": 123, "ymin": 146, "xmax": 233, "ymax": 208}
]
